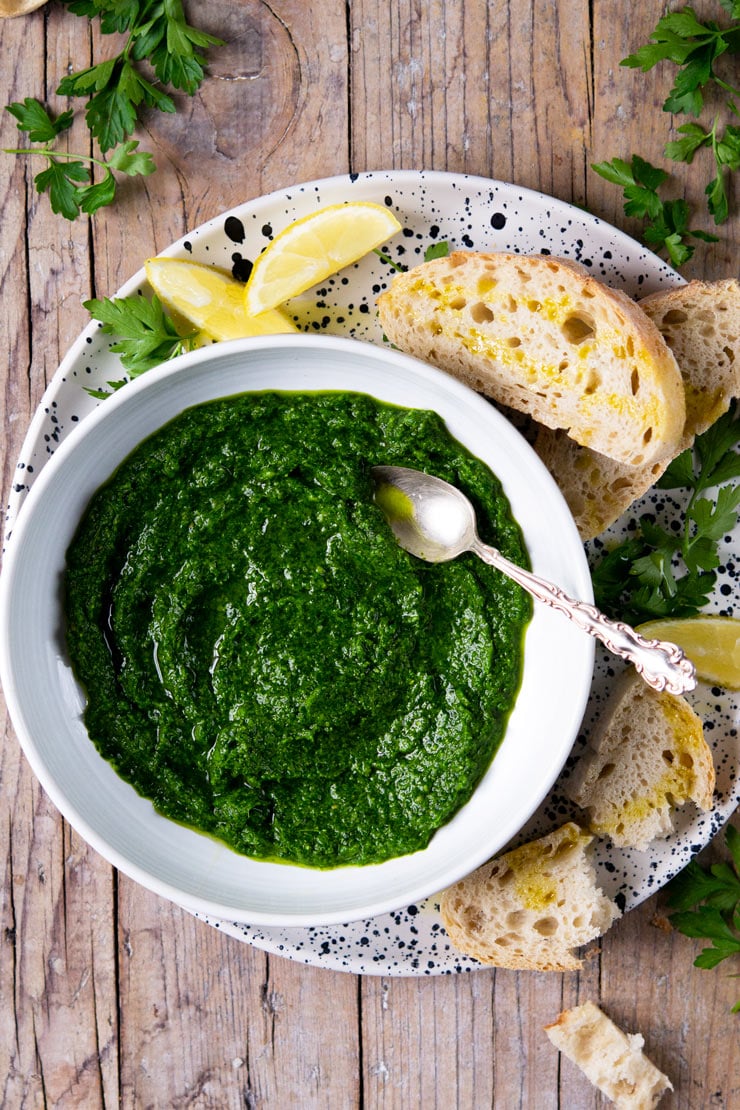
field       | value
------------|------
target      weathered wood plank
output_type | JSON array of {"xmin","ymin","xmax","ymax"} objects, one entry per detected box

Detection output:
[
  {"xmin": 350, "ymin": 0, "xmax": 593, "ymax": 197},
  {"xmin": 115, "ymin": 887, "xmax": 362, "ymax": 1108},
  {"xmin": 362, "ymin": 971, "xmax": 496, "ymax": 1107},
  {"xmin": 2, "ymin": 8, "xmax": 120, "ymax": 1109}
]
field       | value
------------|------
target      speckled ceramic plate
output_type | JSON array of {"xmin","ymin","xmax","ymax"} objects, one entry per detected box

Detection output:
[{"xmin": 5, "ymin": 170, "xmax": 739, "ymax": 976}]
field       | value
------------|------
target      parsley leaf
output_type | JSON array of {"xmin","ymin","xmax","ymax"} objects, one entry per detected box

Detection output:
[
  {"xmin": 664, "ymin": 121, "xmax": 712, "ymax": 163},
  {"xmin": 35, "ymin": 158, "xmax": 91, "ymax": 220},
  {"xmin": 423, "ymin": 240, "xmax": 451, "ymax": 262},
  {"xmin": 666, "ymin": 824, "xmax": 740, "ymax": 1011},
  {"xmin": 84, "ymin": 292, "xmax": 198, "ymax": 384},
  {"xmin": 3, "ymin": 99, "xmax": 156, "ymax": 220},
  {"xmin": 621, "ymin": 8, "xmax": 740, "ymax": 117},
  {"xmin": 592, "ymin": 403, "xmax": 740, "ymax": 624},
  {"xmin": 591, "ymin": 155, "xmax": 717, "ymax": 266},
  {"xmin": 107, "ymin": 138, "xmax": 158, "ymax": 177},
  {"xmin": 6, "ymin": 97, "xmax": 74, "ymax": 143},
  {"xmin": 57, "ymin": 56, "xmax": 176, "ymax": 152}
]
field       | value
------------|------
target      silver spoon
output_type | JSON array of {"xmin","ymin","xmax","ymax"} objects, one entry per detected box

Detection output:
[{"xmin": 371, "ymin": 465, "xmax": 697, "ymax": 695}]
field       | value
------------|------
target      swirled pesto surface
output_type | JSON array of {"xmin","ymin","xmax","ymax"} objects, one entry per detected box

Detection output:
[{"xmin": 64, "ymin": 392, "xmax": 531, "ymax": 867}]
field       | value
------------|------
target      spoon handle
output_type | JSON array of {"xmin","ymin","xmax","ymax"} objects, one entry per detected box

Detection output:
[{"xmin": 472, "ymin": 540, "xmax": 697, "ymax": 695}]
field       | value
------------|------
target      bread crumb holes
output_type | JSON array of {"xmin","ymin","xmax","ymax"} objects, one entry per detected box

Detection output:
[{"xmin": 561, "ymin": 314, "xmax": 595, "ymax": 345}]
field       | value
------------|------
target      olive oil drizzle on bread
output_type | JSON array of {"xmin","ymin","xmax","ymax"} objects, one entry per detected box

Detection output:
[{"xmin": 378, "ymin": 252, "xmax": 686, "ymax": 468}]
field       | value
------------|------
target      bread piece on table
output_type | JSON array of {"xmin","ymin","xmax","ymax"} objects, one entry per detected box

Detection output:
[
  {"xmin": 377, "ymin": 251, "xmax": 685, "ymax": 467},
  {"xmin": 544, "ymin": 1000, "xmax": 673, "ymax": 1109},
  {"xmin": 439, "ymin": 822, "xmax": 620, "ymax": 971},
  {"xmin": 567, "ymin": 670, "xmax": 715, "ymax": 851},
  {"xmin": 534, "ymin": 278, "xmax": 740, "ymax": 539}
]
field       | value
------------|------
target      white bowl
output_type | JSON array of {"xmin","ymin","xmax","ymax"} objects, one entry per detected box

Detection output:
[{"xmin": 0, "ymin": 334, "xmax": 594, "ymax": 925}]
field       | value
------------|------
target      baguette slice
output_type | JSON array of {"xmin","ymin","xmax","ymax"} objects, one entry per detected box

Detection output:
[
  {"xmin": 640, "ymin": 278, "xmax": 740, "ymax": 433},
  {"xmin": 544, "ymin": 1001, "xmax": 673, "ymax": 1109},
  {"xmin": 567, "ymin": 670, "xmax": 715, "ymax": 851},
  {"xmin": 534, "ymin": 278, "xmax": 740, "ymax": 539},
  {"xmin": 377, "ymin": 252, "xmax": 686, "ymax": 467},
  {"xmin": 439, "ymin": 822, "xmax": 620, "ymax": 970},
  {"xmin": 533, "ymin": 428, "xmax": 667, "ymax": 540}
]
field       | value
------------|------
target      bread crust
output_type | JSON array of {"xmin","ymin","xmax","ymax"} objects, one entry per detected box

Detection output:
[{"xmin": 377, "ymin": 252, "xmax": 686, "ymax": 467}]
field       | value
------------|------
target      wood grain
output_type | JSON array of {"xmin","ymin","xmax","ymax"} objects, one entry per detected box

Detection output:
[{"xmin": 2, "ymin": 1, "xmax": 739, "ymax": 1107}]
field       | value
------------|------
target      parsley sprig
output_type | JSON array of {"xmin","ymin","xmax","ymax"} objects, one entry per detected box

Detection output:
[
  {"xmin": 665, "ymin": 118, "xmax": 740, "ymax": 222},
  {"xmin": 56, "ymin": 0, "xmax": 223, "ymax": 152},
  {"xmin": 4, "ymin": 1, "xmax": 222, "ymax": 218},
  {"xmin": 666, "ymin": 823, "xmax": 740, "ymax": 1012},
  {"xmin": 4, "ymin": 99, "xmax": 155, "ymax": 220},
  {"xmin": 591, "ymin": 154, "xmax": 717, "ymax": 266},
  {"xmin": 592, "ymin": 403, "xmax": 740, "ymax": 624},
  {"xmin": 621, "ymin": 5, "xmax": 740, "ymax": 116},
  {"xmin": 594, "ymin": 3, "xmax": 740, "ymax": 265},
  {"xmin": 84, "ymin": 292, "xmax": 198, "ymax": 396}
]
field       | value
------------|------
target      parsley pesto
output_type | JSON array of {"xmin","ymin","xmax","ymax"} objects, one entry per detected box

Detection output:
[{"xmin": 64, "ymin": 392, "xmax": 531, "ymax": 868}]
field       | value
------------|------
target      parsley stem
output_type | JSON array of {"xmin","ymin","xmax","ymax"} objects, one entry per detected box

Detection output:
[
  {"xmin": 681, "ymin": 485, "xmax": 700, "ymax": 567},
  {"xmin": 715, "ymin": 76, "xmax": 740, "ymax": 101},
  {"xmin": 3, "ymin": 147, "xmax": 110, "ymax": 171},
  {"xmin": 373, "ymin": 248, "xmax": 407, "ymax": 273}
]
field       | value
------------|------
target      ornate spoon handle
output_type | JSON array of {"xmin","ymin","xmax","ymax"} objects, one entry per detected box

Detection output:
[{"xmin": 471, "ymin": 539, "xmax": 697, "ymax": 695}]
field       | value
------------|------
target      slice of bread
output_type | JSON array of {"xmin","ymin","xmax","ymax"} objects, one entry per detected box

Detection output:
[
  {"xmin": 533, "ymin": 427, "xmax": 667, "ymax": 541},
  {"xmin": 567, "ymin": 670, "xmax": 715, "ymax": 851},
  {"xmin": 544, "ymin": 1001, "xmax": 673, "ymax": 1109},
  {"xmin": 640, "ymin": 278, "xmax": 740, "ymax": 436},
  {"xmin": 534, "ymin": 278, "xmax": 740, "ymax": 539},
  {"xmin": 377, "ymin": 252, "xmax": 686, "ymax": 467},
  {"xmin": 439, "ymin": 822, "xmax": 620, "ymax": 970}
]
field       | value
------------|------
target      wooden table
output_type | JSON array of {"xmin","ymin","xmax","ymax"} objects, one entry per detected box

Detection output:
[{"xmin": 2, "ymin": 3, "xmax": 738, "ymax": 1106}]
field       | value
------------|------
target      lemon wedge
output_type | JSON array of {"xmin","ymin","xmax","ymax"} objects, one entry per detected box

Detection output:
[
  {"xmin": 144, "ymin": 257, "xmax": 297, "ymax": 341},
  {"xmin": 243, "ymin": 201, "xmax": 403, "ymax": 315},
  {"xmin": 637, "ymin": 616, "xmax": 740, "ymax": 689}
]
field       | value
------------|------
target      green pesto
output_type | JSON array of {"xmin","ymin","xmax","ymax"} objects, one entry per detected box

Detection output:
[{"xmin": 64, "ymin": 392, "xmax": 531, "ymax": 867}]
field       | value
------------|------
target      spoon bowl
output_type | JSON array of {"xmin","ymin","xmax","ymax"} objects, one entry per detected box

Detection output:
[
  {"xmin": 372, "ymin": 467, "xmax": 477, "ymax": 562},
  {"xmin": 372, "ymin": 465, "xmax": 697, "ymax": 696}
]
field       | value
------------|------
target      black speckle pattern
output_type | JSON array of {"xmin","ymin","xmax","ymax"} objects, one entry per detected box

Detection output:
[
  {"xmin": 230, "ymin": 253, "xmax": 252, "ymax": 283},
  {"xmin": 5, "ymin": 170, "xmax": 737, "ymax": 976},
  {"xmin": 224, "ymin": 216, "xmax": 245, "ymax": 244}
]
